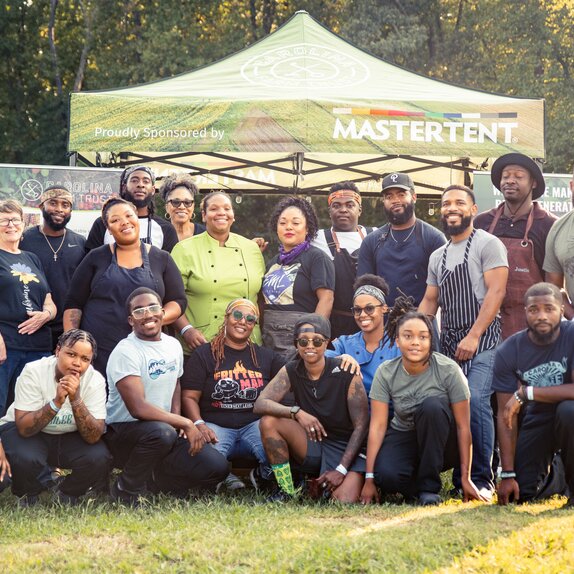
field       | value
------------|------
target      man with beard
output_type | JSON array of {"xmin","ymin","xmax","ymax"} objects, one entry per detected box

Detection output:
[
  {"xmin": 85, "ymin": 165, "xmax": 178, "ymax": 253},
  {"xmin": 21, "ymin": 187, "xmax": 86, "ymax": 349},
  {"xmin": 474, "ymin": 154, "xmax": 555, "ymax": 339},
  {"xmin": 312, "ymin": 182, "xmax": 376, "ymax": 338},
  {"xmin": 358, "ymin": 173, "xmax": 445, "ymax": 306},
  {"xmin": 419, "ymin": 184, "xmax": 508, "ymax": 500},
  {"xmin": 492, "ymin": 282, "xmax": 574, "ymax": 506}
]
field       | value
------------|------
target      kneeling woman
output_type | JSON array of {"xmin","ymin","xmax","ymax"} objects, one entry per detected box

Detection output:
[
  {"xmin": 254, "ymin": 314, "xmax": 368, "ymax": 503},
  {"xmin": 360, "ymin": 311, "xmax": 487, "ymax": 506},
  {"xmin": 181, "ymin": 299, "xmax": 285, "ymax": 490}
]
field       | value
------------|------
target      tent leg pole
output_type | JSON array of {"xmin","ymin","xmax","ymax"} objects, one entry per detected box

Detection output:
[{"xmin": 69, "ymin": 152, "xmax": 77, "ymax": 167}]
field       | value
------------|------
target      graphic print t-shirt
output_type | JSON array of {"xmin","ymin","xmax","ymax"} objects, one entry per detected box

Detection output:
[
  {"xmin": 0, "ymin": 250, "xmax": 51, "ymax": 351},
  {"xmin": 492, "ymin": 321, "xmax": 574, "ymax": 394},
  {"xmin": 181, "ymin": 343, "xmax": 284, "ymax": 429},
  {"xmin": 262, "ymin": 247, "xmax": 335, "ymax": 312}
]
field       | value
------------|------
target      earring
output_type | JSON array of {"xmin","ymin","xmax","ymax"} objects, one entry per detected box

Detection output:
[
  {"xmin": 191, "ymin": 212, "xmax": 196, "ymax": 220},
  {"xmin": 165, "ymin": 212, "xmax": 171, "ymax": 220}
]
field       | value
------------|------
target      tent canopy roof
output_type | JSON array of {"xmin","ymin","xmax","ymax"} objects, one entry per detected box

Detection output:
[{"xmin": 69, "ymin": 11, "xmax": 544, "ymax": 196}]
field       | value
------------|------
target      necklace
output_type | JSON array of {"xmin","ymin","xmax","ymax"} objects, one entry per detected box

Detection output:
[
  {"xmin": 390, "ymin": 225, "xmax": 415, "ymax": 243},
  {"xmin": 41, "ymin": 228, "xmax": 66, "ymax": 261}
]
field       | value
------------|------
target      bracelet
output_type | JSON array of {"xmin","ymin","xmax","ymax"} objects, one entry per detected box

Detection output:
[
  {"xmin": 513, "ymin": 391, "xmax": 524, "ymax": 406},
  {"xmin": 365, "ymin": 472, "xmax": 375, "ymax": 480},
  {"xmin": 49, "ymin": 400, "xmax": 60, "ymax": 413},
  {"xmin": 43, "ymin": 308, "xmax": 53, "ymax": 320},
  {"xmin": 194, "ymin": 419, "xmax": 205, "ymax": 426},
  {"xmin": 335, "ymin": 464, "xmax": 348, "ymax": 476},
  {"xmin": 525, "ymin": 386, "xmax": 534, "ymax": 401},
  {"xmin": 180, "ymin": 325, "xmax": 194, "ymax": 336},
  {"xmin": 500, "ymin": 470, "xmax": 517, "ymax": 479}
]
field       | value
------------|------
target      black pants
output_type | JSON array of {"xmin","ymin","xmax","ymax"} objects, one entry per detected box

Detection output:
[
  {"xmin": 374, "ymin": 396, "xmax": 459, "ymax": 497},
  {"xmin": 0, "ymin": 422, "xmax": 111, "ymax": 497},
  {"xmin": 515, "ymin": 401, "xmax": 574, "ymax": 502},
  {"xmin": 105, "ymin": 421, "xmax": 228, "ymax": 496}
]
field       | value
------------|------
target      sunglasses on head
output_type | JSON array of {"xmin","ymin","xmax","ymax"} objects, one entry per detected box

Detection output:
[
  {"xmin": 351, "ymin": 303, "xmax": 384, "ymax": 317},
  {"xmin": 230, "ymin": 309, "xmax": 257, "ymax": 325},
  {"xmin": 167, "ymin": 199, "xmax": 194, "ymax": 208},
  {"xmin": 296, "ymin": 337, "xmax": 326, "ymax": 348},
  {"xmin": 131, "ymin": 304, "xmax": 162, "ymax": 319}
]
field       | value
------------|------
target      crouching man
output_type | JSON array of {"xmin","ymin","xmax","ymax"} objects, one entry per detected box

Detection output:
[
  {"xmin": 105, "ymin": 287, "xmax": 228, "ymax": 504},
  {"xmin": 493, "ymin": 282, "xmax": 574, "ymax": 506},
  {"xmin": 254, "ymin": 314, "xmax": 369, "ymax": 503},
  {"xmin": 0, "ymin": 329, "xmax": 110, "ymax": 506}
]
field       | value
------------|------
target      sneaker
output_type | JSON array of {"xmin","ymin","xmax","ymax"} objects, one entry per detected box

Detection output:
[
  {"xmin": 248, "ymin": 467, "xmax": 276, "ymax": 492},
  {"xmin": 417, "ymin": 492, "xmax": 441, "ymax": 506},
  {"xmin": 17, "ymin": 494, "xmax": 40, "ymax": 508},
  {"xmin": 54, "ymin": 489, "xmax": 79, "ymax": 506},
  {"xmin": 216, "ymin": 473, "xmax": 246, "ymax": 494},
  {"xmin": 265, "ymin": 488, "xmax": 296, "ymax": 503},
  {"xmin": 110, "ymin": 478, "xmax": 141, "ymax": 507},
  {"xmin": 478, "ymin": 487, "xmax": 494, "ymax": 503}
]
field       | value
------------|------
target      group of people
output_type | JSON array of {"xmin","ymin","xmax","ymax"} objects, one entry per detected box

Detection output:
[{"xmin": 0, "ymin": 151, "xmax": 573, "ymax": 509}]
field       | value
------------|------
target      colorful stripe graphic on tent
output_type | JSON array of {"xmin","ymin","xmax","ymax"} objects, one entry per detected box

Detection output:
[{"xmin": 332, "ymin": 108, "xmax": 518, "ymax": 119}]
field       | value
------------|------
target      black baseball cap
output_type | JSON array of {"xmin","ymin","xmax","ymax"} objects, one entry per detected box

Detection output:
[
  {"xmin": 382, "ymin": 173, "xmax": 415, "ymax": 194},
  {"xmin": 294, "ymin": 314, "xmax": 331, "ymax": 341}
]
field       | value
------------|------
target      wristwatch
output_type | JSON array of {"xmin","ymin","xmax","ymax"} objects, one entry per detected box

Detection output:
[{"xmin": 290, "ymin": 406, "xmax": 301, "ymax": 420}]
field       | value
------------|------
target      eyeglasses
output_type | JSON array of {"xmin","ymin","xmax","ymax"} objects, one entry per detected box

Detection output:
[
  {"xmin": 131, "ymin": 304, "xmax": 162, "ymax": 319},
  {"xmin": 167, "ymin": 199, "xmax": 194, "ymax": 208},
  {"xmin": 231, "ymin": 309, "xmax": 258, "ymax": 325},
  {"xmin": 351, "ymin": 304, "xmax": 384, "ymax": 317},
  {"xmin": 0, "ymin": 218, "xmax": 23, "ymax": 228},
  {"xmin": 296, "ymin": 337, "xmax": 326, "ymax": 348}
]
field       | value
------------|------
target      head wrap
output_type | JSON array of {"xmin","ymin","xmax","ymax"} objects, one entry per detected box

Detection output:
[
  {"xmin": 328, "ymin": 189, "xmax": 362, "ymax": 206},
  {"xmin": 120, "ymin": 165, "xmax": 156, "ymax": 189},
  {"xmin": 39, "ymin": 187, "xmax": 73, "ymax": 206},
  {"xmin": 353, "ymin": 285, "xmax": 386, "ymax": 305},
  {"xmin": 294, "ymin": 314, "xmax": 331, "ymax": 341},
  {"xmin": 225, "ymin": 298, "xmax": 259, "ymax": 318}
]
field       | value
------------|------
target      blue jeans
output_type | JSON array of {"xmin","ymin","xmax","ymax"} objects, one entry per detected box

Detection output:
[
  {"xmin": 0, "ymin": 349, "xmax": 50, "ymax": 416},
  {"xmin": 206, "ymin": 420, "xmax": 272, "ymax": 479},
  {"xmin": 454, "ymin": 348, "xmax": 496, "ymax": 491}
]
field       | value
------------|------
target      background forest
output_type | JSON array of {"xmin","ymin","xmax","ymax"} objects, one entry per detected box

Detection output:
[{"xmin": 1, "ymin": 0, "xmax": 573, "ymax": 173}]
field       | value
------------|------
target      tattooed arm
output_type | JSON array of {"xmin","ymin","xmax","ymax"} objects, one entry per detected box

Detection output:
[
  {"xmin": 338, "ymin": 374, "xmax": 370, "ymax": 470},
  {"xmin": 63, "ymin": 308, "xmax": 82, "ymax": 330},
  {"xmin": 70, "ymin": 400, "xmax": 105, "ymax": 444},
  {"xmin": 15, "ymin": 403, "xmax": 61, "ymax": 437},
  {"xmin": 253, "ymin": 367, "xmax": 292, "ymax": 418}
]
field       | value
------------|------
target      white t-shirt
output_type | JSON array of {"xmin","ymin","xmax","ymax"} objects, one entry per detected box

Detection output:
[
  {"xmin": 106, "ymin": 332, "xmax": 184, "ymax": 424},
  {"xmin": 0, "ymin": 356, "xmax": 107, "ymax": 435},
  {"xmin": 311, "ymin": 226, "xmax": 372, "ymax": 260}
]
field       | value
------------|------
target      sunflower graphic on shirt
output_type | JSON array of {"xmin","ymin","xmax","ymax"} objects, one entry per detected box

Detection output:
[{"xmin": 10, "ymin": 263, "xmax": 40, "ymax": 284}]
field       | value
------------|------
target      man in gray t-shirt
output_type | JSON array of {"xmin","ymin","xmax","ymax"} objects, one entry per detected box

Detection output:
[{"xmin": 419, "ymin": 185, "xmax": 508, "ymax": 499}]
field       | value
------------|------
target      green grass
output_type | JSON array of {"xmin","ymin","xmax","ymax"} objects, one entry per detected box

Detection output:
[{"xmin": 2, "ymin": 489, "xmax": 574, "ymax": 573}]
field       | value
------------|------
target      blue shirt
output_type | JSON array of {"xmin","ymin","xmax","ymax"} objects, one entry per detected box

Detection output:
[{"xmin": 325, "ymin": 331, "xmax": 401, "ymax": 395}]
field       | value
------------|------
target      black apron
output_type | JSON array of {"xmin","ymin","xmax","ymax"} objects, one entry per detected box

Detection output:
[
  {"xmin": 324, "ymin": 228, "xmax": 364, "ymax": 339},
  {"xmin": 439, "ymin": 230, "xmax": 500, "ymax": 375},
  {"xmin": 81, "ymin": 242, "xmax": 158, "ymax": 376}
]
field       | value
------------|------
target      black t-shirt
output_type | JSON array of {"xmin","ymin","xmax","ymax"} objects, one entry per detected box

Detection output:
[
  {"xmin": 0, "ymin": 249, "xmax": 52, "ymax": 351},
  {"xmin": 20, "ymin": 226, "xmax": 86, "ymax": 329},
  {"xmin": 262, "ymin": 246, "xmax": 335, "ymax": 312},
  {"xmin": 357, "ymin": 220, "xmax": 446, "ymax": 306},
  {"xmin": 474, "ymin": 203, "xmax": 556, "ymax": 274},
  {"xmin": 85, "ymin": 215, "xmax": 178, "ymax": 253},
  {"xmin": 286, "ymin": 356, "xmax": 354, "ymax": 441},
  {"xmin": 492, "ymin": 321, "xmax": 574, "ymax": 394},
  {"xmin": 181, "ymin": 343, "xmax": 285, "ymax": 429}
]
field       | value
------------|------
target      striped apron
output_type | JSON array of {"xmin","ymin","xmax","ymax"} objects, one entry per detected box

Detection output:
[{"xmin": 439, "ymin": 230, "xmax": 501, "ymax": 375}]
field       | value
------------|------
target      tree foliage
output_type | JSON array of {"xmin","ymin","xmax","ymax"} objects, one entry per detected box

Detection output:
[{"xmin": 0, "ymin": 0, "xmax": 572, "ymax": 172}]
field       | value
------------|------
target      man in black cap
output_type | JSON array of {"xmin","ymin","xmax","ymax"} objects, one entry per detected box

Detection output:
[
  {"xmin": 85, "ymin": 165, "xmax": 178, "ymax": 253},
  {"xmin": 475, "ymin": 153, "xmax": 555, "ymax": 339},
  {"xmin": 358, "ymin": 173, "xmax": 446, "ymax": 307},
  {"xmin": 254, "ymin": 313, "xmax": 368, "ymax": 503},
  {"xmin": 544, "ymin": 168, "xmax": 574, "ymax": 319}
]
